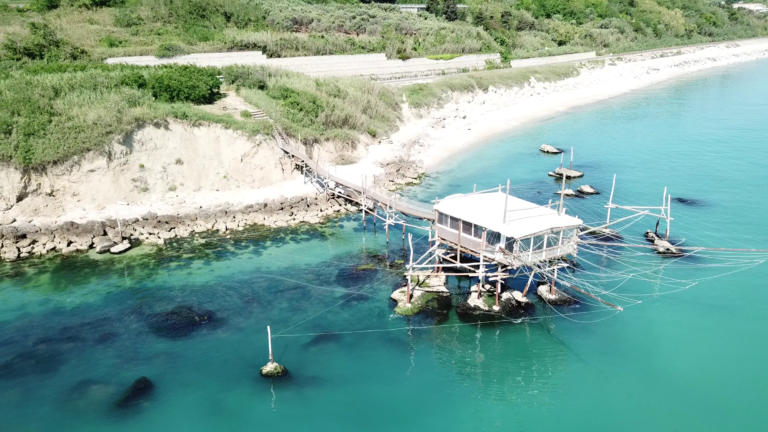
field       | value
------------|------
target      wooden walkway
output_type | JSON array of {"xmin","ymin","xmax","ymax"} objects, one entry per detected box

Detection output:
[{"xmin": 273, "ymin": 131, "xmax": 435, "ymax": 221}]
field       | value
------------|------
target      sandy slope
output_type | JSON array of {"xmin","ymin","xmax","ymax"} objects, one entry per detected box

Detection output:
[{"xmin": 2, "ymin": 39, "xmax": 768, "ymax": 226}]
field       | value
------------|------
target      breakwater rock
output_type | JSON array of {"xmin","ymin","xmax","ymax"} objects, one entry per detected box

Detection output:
[{"xmin": 0, "ymin": 194, "xmax": 358, "ymax": 262}]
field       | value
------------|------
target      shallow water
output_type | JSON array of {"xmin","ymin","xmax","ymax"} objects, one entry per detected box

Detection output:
[{"xmin": 2, "ymin": 59, "xmax": 768, "ymax": 431}]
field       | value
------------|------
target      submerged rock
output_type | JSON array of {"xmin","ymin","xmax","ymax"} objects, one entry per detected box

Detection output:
[
  {"xmin": 115, "ymin": 377, "xmax": 155, "ymax": 409},
  {"xmin": 0, "ymin": 347, "xmax": 65, "ymax": 379},
  {"xmin": 673, "ymin": 197, "xmax": 702, "ymax": 206},
  {"xmin": 260, "ymin": 362, "xmax": 288, "ymax": 378},
  {"xmin": 577, "ymin": 185, "xmax": 599, "ymax": 195},
  {"xmin": 539, "ymin": 144, "xmax": 563, "ymax": 154},
  {"xmin": 145, "ymin": 305, "xmax": 214, "ymax": 339},
  {"xmin": 335, "ymin": 265, "xmax": 378, "ymax": 288}
]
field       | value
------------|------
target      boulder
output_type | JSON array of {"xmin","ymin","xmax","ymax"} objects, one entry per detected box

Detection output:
[
  {"xmin": 95, "ymin": 237, "xmax": 117, "ymax": 254},
  {"xmin": 114, "ymin": 377, "xmax": 155, "ymax": 409},
  {"xmin": 499, "ymin": 290, "xmax": 535, "ymax": 319},
  {"xmin": 539, "ymin": 144, "xmax": 563, "ymax": 154},
  {"xmin": 577, "ymin": 185, "xmax": 599, "ymax": 195},
  {"xmin": 145, "ymin": 305, "xmax": 214, "ymax": 339},
  {"xmin": 554, "ymin": 189, "xmax": 577, "ymax": 197},
  {"xmin": 109, "ymin": 242, "xmax": 131, "ymax": 254},
  {"xmin": 1, "ymin": 246, "xmax": 20, "ymax": 261}
]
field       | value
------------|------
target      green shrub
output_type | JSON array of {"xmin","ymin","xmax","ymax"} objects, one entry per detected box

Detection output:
[
  {"xmin": 240, "ymin": 110, "xmax": 251, "ymax": 119},
  {"xmin": 31, "ymin": 0, "xmax": 61, "ymax": 12},
  {"xmin": 266, "ymin": 85, "xmax": 322, "ymax": 127},
  {"xmin": 67, "ymin": 0, "xmax": 125, "ymax": 8},
  {"xmin": 2, "ymin": 22, "xmax": 88, "ymax": 62},
  {"xmin": 147, "ymin": 65, "xmax": 221, "ymax": 104},
  {"xmin": 100, "ymin": 35, "xmax": 126, "ymax": 48},
  {"xmin": 113, "ymin": 8, "xmax": 144, "ymax": 28},
  {"xmin": 155, "ymin": 43, "xmax": 186, "ymax": 58}
]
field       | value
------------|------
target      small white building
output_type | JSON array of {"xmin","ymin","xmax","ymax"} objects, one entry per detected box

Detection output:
[
  {"xmin": 732, "ymin": 2, "xmax": 768, "ymax": 12},
  {"xmin": 398, "ymin": 4, "xmax": 427, "ymax": 13},
  {"xmin": 434, "ymin": 190, "xmax": 582, "ymax": 268}
]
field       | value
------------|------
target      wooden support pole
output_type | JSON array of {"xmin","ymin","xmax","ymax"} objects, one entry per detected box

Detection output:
[
  {"xmin": 495, "ymin": 279, "xmax": 501, "ymax": 308},
  {"xmin": 268, "ymin": 325, "xmax": 274, "ymax": 363},
  {"xmin": 561, "ymin": 281, "xmax": 623, "ymax": 311},
  {"xmin": 551, "ymin": 267, "xmax": 558, "ymax": 295},
  {"xmin": 407, "ymin": 233, "xmax": 414, "ymax": 305},
  {"xmin": 522, "ymin": 272, "xmax": 534, "ymax": 296},
  {"xmin": 385, "ymin": 212, "xmax": 390, "ymax": 243}
]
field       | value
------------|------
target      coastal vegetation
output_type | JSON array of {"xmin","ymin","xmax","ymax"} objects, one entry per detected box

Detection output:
[{"xmin": 0, "ymin": 0, "xmax": 766, "ymax": 167}]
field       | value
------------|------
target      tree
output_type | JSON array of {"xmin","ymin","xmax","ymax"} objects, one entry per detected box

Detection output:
[
  {"xmin": 426, "ymin": 0, "xmax": 441, "ymax": 16},
  {"xmin": 444, "ymin": 0, "xmax": 458, "ymax": 22}
]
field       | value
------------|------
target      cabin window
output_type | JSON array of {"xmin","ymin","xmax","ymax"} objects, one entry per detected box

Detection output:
[
  {"xmin": 486, "ymin": 230, "xmax": 501, "ymax": 246},
  {"xmin": 546, "ymin": 234, "xmax": 560, "ymax": 249},
  {"xmin": 462, "ymin": 220, "xmax": 473, "ymax": 237},
  {"xmin": 437, "ymin": 213, "xmax": 461, "ymax": 231},
  {"xmin": 532, "ymin": 235, "xmax": 546, "ymax": 251},
  {"xmin": 505, "ymin": 237, "xmax": 516, "ymax": 252},
  {"xmin": 438, "ymin": 212, "xmax": 449, "ymax": 227}
]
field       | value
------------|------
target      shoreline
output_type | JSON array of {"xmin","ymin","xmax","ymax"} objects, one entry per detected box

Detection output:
[{"xmin": 2, "ymin": 38, "xmax": 768, "ymax": 261}]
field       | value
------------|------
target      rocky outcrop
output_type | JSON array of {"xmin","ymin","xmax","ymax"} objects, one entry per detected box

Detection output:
[
  {"xmin": 145, "ymin": 305, "xmax": 215, "ymax": 339},
  {"xmin": 115, "ymin": 377, "xmax": 155, "ymax": 409},
  {"xmin": 577, "ymin": 185, "xmax": 599, "ymax": 195},
  {"xmin": 0, "ymin": 193, "xmax": 358, "ymax": 262},
  {"xmin": 391, "ymin": 274, "xmax": 451, "ymax": 316},
  {"xmin": 555, "ymin": 189, "xmax": 577, "ymax": 197},
  {"xmin": 260, "ymin": 361, "xmax": 287, "ymax": 378},
  {"xmin": 548, "ymin": 167, "xmax": 584, "ymax": 179},
  {"xmin": 376, "ymin": 157, "xmax": 426, "ymax": 191},
  {"xmin": 536, "ymin": 282, "xmax": 576, "ymax": 305},
  {"xmin": 456, "ymin": 284, "xmax": 535, "ymax": 320},
  {"xmin": 539, "ymin": 144, "xmax": 563, "ymax": 154},
  {"xmin": 644, "ymin": 230, "xmax": 683, "ymax": 256},
  {"xmin": 109, "ymin": 241, "xmax": 131, "ymax": 254}
]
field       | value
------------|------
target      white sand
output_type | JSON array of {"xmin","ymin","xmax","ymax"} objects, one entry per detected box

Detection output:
[
  {"xmin": 392, "ymin": 38, "xmax": 768, "ymax": 169},
  {"xmin": 2, "ymin": 39, "xmax": 768, "ymax": 226}
]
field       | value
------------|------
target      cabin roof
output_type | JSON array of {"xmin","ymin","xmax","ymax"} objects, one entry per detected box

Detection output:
[{"xmin": 434, "ymin": 191, "xmax": 583, "ymax": 239}]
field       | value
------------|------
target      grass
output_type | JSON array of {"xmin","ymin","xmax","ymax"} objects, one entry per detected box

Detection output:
[
  {"xmin": 403, "ymin": 63, "xmax": 579, "ymax": 109},
  {"xmin": 0, "ymin": 63, "xmax": 272, "ymax": 168},
  {"xmin": 225, "ymin": 64, "xmax": 402, "ymax": 146},
  {"xmin": 426, "ymin": 54, "xmax": 465, "ymax": 60}
]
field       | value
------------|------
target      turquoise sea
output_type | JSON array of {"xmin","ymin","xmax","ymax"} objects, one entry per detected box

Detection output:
[{"xmin": 2, "ymin": 59, "xmax": 768, "ymax": 431}]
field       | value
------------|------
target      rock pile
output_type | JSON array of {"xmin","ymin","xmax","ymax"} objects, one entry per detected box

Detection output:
[
  {"xmin": 377, "ymin": 158, "xmax": 426, "ymax": 191},
  {"xmin": 0, "ymin": 194, "xmax": 357, "ymax": 262}
]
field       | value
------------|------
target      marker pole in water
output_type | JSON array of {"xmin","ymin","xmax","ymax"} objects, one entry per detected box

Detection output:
[
  {"xmin": 569, "ymin": 147, "xmax": 574, "ymax": 170},
  {"xmin": 268, "ymin": 326, "xmax": 274, "ymax": 364},
  {"xmin": 666, "ymin": 195, "xmax": 672, "ymax": 241},
  {"xmin": 560, "ymin": 152, "xmax": 563, "ymax": 169},
  {"xmin": 606, "ymin": 174, "xmax": 616, "ymax": 225}
]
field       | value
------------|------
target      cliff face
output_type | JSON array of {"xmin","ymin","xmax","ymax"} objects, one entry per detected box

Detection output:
[{"xmin": 0, "ymin": 120, "xmax": 296, "ymax": 224}]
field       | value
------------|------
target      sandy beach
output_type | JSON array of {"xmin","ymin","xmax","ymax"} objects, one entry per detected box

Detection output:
[{"xmin": 2, "ymin": 38, "xmax": 768, "ymax": 229}]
